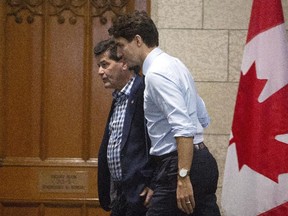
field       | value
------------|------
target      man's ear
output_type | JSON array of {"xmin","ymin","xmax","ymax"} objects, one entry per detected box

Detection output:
[
  {"xmin": 122, "ymin": 62, "xmax": 128, "ymax": 70},
  {"xmin": 135, "ymin": 34, "xmax": 143, "ymax": 47}
]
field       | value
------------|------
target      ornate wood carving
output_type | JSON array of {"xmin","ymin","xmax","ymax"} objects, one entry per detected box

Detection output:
[
  {"xmin": 7, "ymin": 0, "xmax": 130, "ymax": 25},
  {"xmin": 48, "ymin": 0, "xmax": 86, "ymax": 25},
  {"xmin": 91, "ymin": 0, "xmax": 129, "ymax": 25},
  {"xmin": 7, "ymin": 0, "xmax": 44, "ymax": 24}
]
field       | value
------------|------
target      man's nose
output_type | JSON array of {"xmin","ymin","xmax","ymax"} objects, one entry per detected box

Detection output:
[{"xmin": 98, "ymin": 67, "xmax": 104, "ymax": 75}]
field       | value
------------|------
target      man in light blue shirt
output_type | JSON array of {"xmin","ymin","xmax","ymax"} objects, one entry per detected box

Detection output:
[
  {"xmin": 143, "ymin": 47, "xmax": 210, "ymax": 155},
  {"xmin": 109, "ymin": 11, "xmax": 220, "ymax": 216}
]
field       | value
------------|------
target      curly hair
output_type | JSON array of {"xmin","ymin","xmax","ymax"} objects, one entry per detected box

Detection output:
[{"xmin": 108, "ymin": 11, "xmax": 159, "ymax": 47}]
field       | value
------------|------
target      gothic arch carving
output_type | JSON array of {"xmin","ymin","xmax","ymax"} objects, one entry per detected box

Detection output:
[{"xmin": 7, "ymin": 0, "xmax": 130, "ymax": 25}]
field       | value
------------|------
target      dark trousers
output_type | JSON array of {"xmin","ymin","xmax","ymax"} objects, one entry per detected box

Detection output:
[
  {"xmin": 110, "ymin": 182, "xmax": 147, "ymax": 216},
  {"xmin": 146, "ymin": 145, "xmax": 221, "ymax": 216}
]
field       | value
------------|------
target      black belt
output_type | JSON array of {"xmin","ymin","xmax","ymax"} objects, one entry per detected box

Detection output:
[
  {"xmin": 153, "ymin": 142, "xmax": 207, "ymax": 163},
  {"xmin": 154, "ymin": 150, "xmax": 178, "ymax": 161},
  {"xmin": 194, "ymin": 142, "xmax": 206, "ymax": 150}
]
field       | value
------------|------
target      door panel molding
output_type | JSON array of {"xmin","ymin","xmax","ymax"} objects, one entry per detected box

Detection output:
[{"xmin": 2, "ymin": 157, "xmax": 97, "ymax": 167}]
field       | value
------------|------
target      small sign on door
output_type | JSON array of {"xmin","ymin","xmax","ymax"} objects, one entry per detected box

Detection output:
[{"xmin": 39, "ymin": 170, "xmax": 88, "ymax": 193}]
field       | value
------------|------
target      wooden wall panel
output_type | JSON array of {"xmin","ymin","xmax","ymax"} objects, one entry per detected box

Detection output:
[
  {"xmin": 2, "ymin": 205, "xmax": 39, "ymax": 216},
  {"xmin": 0, "ymin": 167, "xmax": 97, "ymax": 200},
  {"xmin": 45, "ymin": 13, "xmax": 85, "ymax": 158},
  {"xmin": 45, "ymin": 205, "xmax": 82, "ymax": 216},
  {"xmin": 0, "ymin": 1, "xmax": 5, "ymax": 161},
  {"xmin": 5, "ymin": 11, "xmax": 42, "ymax": 158},
  {"xmin": 0, "ymin": 203, "xmax": 111, "ymax": 216},
  {"xmin": 0, "ymin": 0, "xmax": 150, "ymax": 215}
]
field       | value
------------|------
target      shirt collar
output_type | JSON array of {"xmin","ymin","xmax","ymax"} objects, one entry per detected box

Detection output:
[
  {"xmin": 142, "ymin": 47, "xmax": 163, "ymax": 76},
  {"xmin": 112, "ymin": 76, "xmax": 135, "ymax": 100}
]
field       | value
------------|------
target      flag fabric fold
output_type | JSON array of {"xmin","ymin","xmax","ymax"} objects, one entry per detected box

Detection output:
[{"xmin": 221, "ymin": 0, "xmax": 288, "ymax": 215}]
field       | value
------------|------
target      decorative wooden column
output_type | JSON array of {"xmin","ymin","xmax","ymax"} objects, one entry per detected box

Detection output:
[{"xmin": 0, "ymin": 1, "xmax": 5, "ymax": 165}]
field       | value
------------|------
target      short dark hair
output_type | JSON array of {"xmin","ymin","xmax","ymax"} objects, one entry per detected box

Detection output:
[
  {"xmin": 108, "ymin": 11, "xmax": 159, "ymax": 47},
  {"xmin": 94, "ymin": 39, "xmax": 140, "ymax": 74},
  {"xmin": 93, "ymin": 39, "xmax": 122, "ymax": 62}
]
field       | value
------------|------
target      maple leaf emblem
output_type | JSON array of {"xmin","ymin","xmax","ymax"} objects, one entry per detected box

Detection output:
[{"xmin": 230, "ymin": 62, "xmax": 288, "ymax": 182}]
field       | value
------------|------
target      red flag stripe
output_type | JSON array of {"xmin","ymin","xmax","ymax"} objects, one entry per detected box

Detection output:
[
  {"xmin": 259, "ymin": 202, "xmax": 288, "ymax": 215},
  {"xmin": 246, "ymin": 0, "xmax": 284, "ymax": 43}
]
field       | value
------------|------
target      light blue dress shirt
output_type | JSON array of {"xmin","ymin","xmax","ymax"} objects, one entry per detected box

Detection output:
[{"xmin": 143, "ymin": 48, "xmax": 210, "ymax": 156}]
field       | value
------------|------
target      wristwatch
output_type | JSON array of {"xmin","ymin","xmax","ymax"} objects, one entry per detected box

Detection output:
[{"xmin": 178, "ymin": 168, "xmax": 190, "ymax": 178}]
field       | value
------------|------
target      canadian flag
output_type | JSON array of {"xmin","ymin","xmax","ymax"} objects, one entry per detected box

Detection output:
[{"xmin": 221, "ymin": 0, "xmax": 288, "ymax": 215}]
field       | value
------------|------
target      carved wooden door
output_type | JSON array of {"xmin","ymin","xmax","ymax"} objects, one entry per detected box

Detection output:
[{"xmin": 0, "ymin": 1, "xmax": 150, "ymax": 215}]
